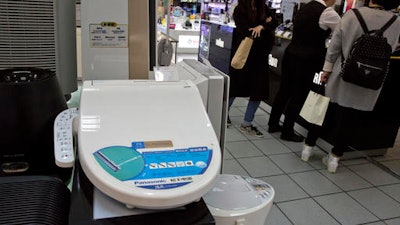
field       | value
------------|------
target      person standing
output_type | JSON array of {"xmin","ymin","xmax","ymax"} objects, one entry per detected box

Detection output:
[
  {"xmin": 267, "ymin": 0, "xmax": 340, "ymax": 142},
  {"xmin": 302, "ymin": 0, "xmax": 400, "ymax": 173},
  {"xmin": 228, "ymin": 0, "xmax": 277, "ymax": 138}
]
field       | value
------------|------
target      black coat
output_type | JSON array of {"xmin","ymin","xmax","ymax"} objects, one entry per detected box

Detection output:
[{"xmin": 229, "ymin": 3, "xmax": 277, "ymax": 101}]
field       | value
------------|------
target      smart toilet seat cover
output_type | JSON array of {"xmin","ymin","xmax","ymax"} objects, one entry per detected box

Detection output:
[{"xmin": 78, "ymin": 80, "xmax": 221, "ymax": 209}]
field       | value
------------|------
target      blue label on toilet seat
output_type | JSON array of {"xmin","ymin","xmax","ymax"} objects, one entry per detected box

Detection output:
[{"xmin": 93, "ymin": 142, "xmax": 213, "ymax": 190}]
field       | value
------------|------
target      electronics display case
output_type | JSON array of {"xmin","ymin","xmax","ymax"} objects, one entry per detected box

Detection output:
[
  {"xmin": 198, "ymin": 20, "xmax": 235, "ymax": 75},
  {"xmin": 157, "ymin": 0, "xmax": 202, "ymax": 55}
]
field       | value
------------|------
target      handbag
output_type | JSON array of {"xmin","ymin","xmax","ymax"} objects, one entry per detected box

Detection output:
[
  {"xmin": 299, "ymin": 90, "xmax": 330, "ymax": 126},
  {"xmin": 231, "ymin": 37, "xmax": 253, "ymax": 69}
]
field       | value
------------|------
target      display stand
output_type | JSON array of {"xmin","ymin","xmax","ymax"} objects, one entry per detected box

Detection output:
[{"xmin": 69, "ymin": 162, "xmax": 215, "ymax": 225}]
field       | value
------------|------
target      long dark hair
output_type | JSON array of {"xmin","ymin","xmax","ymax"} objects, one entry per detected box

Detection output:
[{"xmin": 237, "ymin": 0, "xmax": 266, "ymax": 22}]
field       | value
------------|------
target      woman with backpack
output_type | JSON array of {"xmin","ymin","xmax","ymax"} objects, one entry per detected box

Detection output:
[{"xmin": 301, "ymin": 0, "xmax": 400, "ymax": 173}]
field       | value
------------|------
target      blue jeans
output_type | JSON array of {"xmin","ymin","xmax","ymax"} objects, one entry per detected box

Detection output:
[{"xmin": 229, "ymin": 97, "xmax": 261, "ymax": 126}]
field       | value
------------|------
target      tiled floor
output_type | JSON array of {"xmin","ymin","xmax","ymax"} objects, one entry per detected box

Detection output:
[{"xmin": 225, "ymin": 97, "xmax": 400, "ymax": 225}]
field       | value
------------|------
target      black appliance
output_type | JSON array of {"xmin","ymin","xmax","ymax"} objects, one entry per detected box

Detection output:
[
  {"xmin": 0, "ymin": 68, "xmax": 72, "ymax": 182},
  {"xmin": 0, "ymin": 175, "xmax": 71, "ymax": 225}
]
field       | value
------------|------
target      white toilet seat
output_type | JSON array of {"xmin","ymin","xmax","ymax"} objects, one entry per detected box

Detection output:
[{"xmin": 78, "ymin": 80, "xmax": 221, "ymax": 209}]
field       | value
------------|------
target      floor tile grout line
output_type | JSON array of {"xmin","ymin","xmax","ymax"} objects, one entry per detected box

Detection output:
[
  {"xmin": 273, "ymin": 203, "xmax": 297, "ymax": 225},
  {"xmin": 312, "ymin": 168, "xmax": 382, "ymax": 223},
  {"xmin": 343, "ymin": 187, "xmax": 395, "ymax": 222},
  {"xmin": 311, "ymin": 195, "xmax": 348, "ymax": 225}
]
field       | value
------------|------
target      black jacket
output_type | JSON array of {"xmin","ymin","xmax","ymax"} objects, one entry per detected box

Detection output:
[{"xmin": 229, "ymin": 3, "xmax": 278, "ymax": 100}]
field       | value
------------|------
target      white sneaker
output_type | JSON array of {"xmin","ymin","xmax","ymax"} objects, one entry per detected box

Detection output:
[
  {"xmin": 301, "ymin": 144, "xmax": 314, "ymax": 161},
  {"xmin": 322, "ymin": 154, "xmax": 340, "ymax": 173}
]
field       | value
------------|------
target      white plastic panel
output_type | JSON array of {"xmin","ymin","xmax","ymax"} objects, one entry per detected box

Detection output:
[{"xmin": 81, "ymin": 0, "xmax": 129, "ymax": 80}]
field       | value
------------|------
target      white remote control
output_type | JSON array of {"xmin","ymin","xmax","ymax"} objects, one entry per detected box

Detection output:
[{"xmin": 54, "ymin": 108, "xmax": 79, "ymax": 168}]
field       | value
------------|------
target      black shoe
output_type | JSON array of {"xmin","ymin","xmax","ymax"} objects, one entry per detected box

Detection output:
[
  {"xmin": 280, "ymin": 133, "xmax": 304, "ymax": 142},
  {"xmin": 268, "ymin": 125, "xmax": 282, "ymax": 133}
]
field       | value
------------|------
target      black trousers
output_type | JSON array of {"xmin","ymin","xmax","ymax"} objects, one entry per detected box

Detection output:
[
  {"xmin": 305, "ymin": 103, "xmax": 373, "ymax": 157},
  {"xmin": 268, "ymin": 50, "xmax": 317, "ymax": 134}
]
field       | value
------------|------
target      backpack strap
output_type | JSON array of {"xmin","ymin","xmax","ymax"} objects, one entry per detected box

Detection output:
[
  {"xmin": 379, "ymin": 15, "xmax": 398, "ymax": 34},
  {"xmin": 341, "ymin": 9, "xmax": 367, "ymax": 63},
  {"xmin": 353, "ymin": 8, "xmax": 398, "ymax": 35},
  {"xmin": 352, "ymin": 9, "xmax": 369, "ymax": 34}
]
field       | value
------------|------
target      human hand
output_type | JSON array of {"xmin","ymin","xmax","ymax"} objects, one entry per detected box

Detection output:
[
  {"xmin": 249, "ymin": 25, "xmax": 264, "ymax": 38},
  {"xmin": 265, "ymin": 16, "xmax": 272, "ymax": 23},
  {"xmin": 321, "ymin": 71, "xmax": 331, "ymax": 83}
]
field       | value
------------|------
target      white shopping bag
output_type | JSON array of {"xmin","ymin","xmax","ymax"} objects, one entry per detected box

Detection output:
[{"xmin": 299, "ymin": 91, "xmax": 330, "ymax": 126}]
